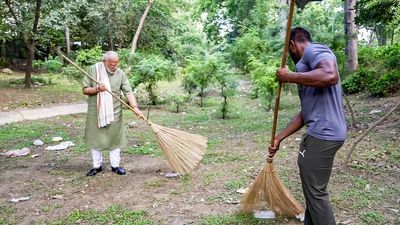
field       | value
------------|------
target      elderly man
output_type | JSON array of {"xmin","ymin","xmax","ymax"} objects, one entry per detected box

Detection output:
[
  {"xmin": 83, "ymin": 51, "xmax": 143, "ymax": 176},
  {"xmin": 271, "ymin": 27, "xmax": 347, "ymax": 225}
]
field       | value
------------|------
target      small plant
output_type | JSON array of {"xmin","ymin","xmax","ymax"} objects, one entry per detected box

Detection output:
[
  {"xmin": 43, "ymin": 55, "xmax": 63, "ymax": 74},
  {"xmin": 166, "ymin": 94, "xmax": 191, "ymax": 113},
  {"xmin": 215, "ymin": 65, "xmax": 236, "ymax": 119},
  {"xmin": 247, "ymin": 55, "xmax": 278, "ymax": 111},
  {"xmin": 33, "ymin": 59, "xmax": 45, "ymax": 70},
  {"xmin": 180, "ymin": 174, "xmax": 192, "ymax": 186},
  {"xmin": 129, "ymin": 54, "xmax": 176, "ymax": 105}
]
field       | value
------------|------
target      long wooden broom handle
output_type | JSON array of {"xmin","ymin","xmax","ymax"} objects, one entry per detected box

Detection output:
[
  {"xmin": 269, "ymin": 0, "xmax": 296, "ymax": 157},
  {"xmin": 56, "ymin": 49, "xmax": 151, "ymax": 124}
]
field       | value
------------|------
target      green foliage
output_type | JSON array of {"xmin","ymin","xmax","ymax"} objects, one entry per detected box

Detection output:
[
  {"xmin": 8, "ymin": 76, "xmax": 54, "ymax": 86},
  {"xmin": 343, "ymin": 44, "xmax": 400, "ymax": 96},
  {"xmin": 247, "ymin": 55, "xmax": 278, "ymax": 111},
  {"xmin": 342, "ymin": 68, "xmax": 375, "ymax": 94},
  {"xmin": 368, "ymin": 70, "xmax": 400, "ymax": 97},
  {"xmin": 294, "ymin": 1, "xmax": 345, "ymax": 50},
  {"xmin": 51, "ymin": 205, "xmax": 152, "ymax": 225},
  {"xmin": 62, "ymin": 65, "xmax": 82, "ymax": 81},
  {"xmin": 0, "ymin": 57, "xmax": 9, "ymax": 67},
  {"xmin": 214, "ymin": 60, "xmax": 237, "ymax": 119},
  {"xmin": 0, "ymin": 205, "xmax": 19, "ymax": 225},
  {"xmin": 228, "ymin": 30, "xmax": 267, "ymax": 72},
  {"xmin": 0, "ymin": 123, "xmax": 68, "ymax": 150},
  {"xmin": 129, "ymin": 54, "xmax": 176, "ymax": 105},
  {"xmin": 75, "ymin": 46, "xmax": 103, "ymax": 67},
  {"xmin": 43, "ymin": 56, "xmax": 63, "ymax": 74},
  {"xmin": 360, "ymin": 211, "xmax": 386, "ymax": 224},
  {"xmin": 224, "ymin": 179, "xmax": 246, "ymax": 191},
  {"xmin": 357, "ymin": 0, "xmax": 400, "ymax": 45},
  {"xmin": 182, "ymin": 52, "xmax": 220, "ymax": 107},
  {"xmin": 181, "ymin": 72, "xmax": 198, "ymax": 95},
  {"xmin": 165, "ymin": 94, "xmax": 191, "ymax": 113}
]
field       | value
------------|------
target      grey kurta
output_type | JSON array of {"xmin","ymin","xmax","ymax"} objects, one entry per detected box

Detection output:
[{"xmin": 82, "ymin": 65, "xmax": 133, "ymax": 150}]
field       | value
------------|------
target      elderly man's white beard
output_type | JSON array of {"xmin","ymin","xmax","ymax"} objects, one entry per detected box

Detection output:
[{"xmin": 105, "ymin": 67, "xmax": 116, "ymax": 74}]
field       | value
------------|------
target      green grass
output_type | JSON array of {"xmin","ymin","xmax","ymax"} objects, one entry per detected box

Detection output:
[
  {"xmin": 41, "ymin": 204, "xmax": 62, "ymax": 213},
  {"xmin": 332, "ymin": 177, "xmax": 380, "ymax": 210},
  {"xmin": 202, "ymin": 171, "xmax": 222, "ymax": 186},
  {"xmin": 359, "ymin": 211, "xmax": 387, "ymax": 225},
  {"xmin": 202, "ymin": 151, "xmax": 247, "ymax": 164},
  {"xmin": 224, "ymin": 178, "xmax": 247, "ymax": 191},
  {"xmin": 0, "ymin": 205, "xmax": 19, "ymax": 225},
  {"xmin": 49, "ymin": 205, "xmax": 153, "ymax": 225},
  {"xmin": 144, "ymin": 179, "xmax": 167, "ymax": 188},
  {"xmin": 0, "ymin": 122, "xmax": 70, "ymax": 150},
  {"xmin": 197, "ymin": 212, "xmax": 293, "ymax": 225}
]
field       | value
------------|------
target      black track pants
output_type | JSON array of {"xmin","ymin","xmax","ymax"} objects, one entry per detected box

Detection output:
[{"xmin": 298, "ymin": 134, "xmax": 344, "ymax": 225}]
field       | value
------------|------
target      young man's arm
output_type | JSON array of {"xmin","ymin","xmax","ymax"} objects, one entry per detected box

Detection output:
[
  {"xmin": 269, "ymin": 112, "xmax": 304, "ymax": 157},
  {"xmin": 276, "ymin": 60, "xmax": 338, "ymax": 87}
]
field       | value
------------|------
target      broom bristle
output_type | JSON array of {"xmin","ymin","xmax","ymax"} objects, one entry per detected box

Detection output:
[
  {"xmin": 150, "ymin": 123, "xmax": 207, "ymax": 174},
  {"xmin": 241, "ymin": 162, "xmax": 304, "ymax": 217}
]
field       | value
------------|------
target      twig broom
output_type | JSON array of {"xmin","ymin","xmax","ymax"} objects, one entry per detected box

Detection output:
[
  {"xmin": 57, "ymin": 49, "xmax": 207, "ymax": 174},
  {"xmin": 240, "ymin": 0, "xmax": 304, "ymax": 217}
]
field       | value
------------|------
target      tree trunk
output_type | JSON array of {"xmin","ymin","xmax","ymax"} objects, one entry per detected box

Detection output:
[
  {"xmin": 65, "ymin": 25, "xmax": 71, "ymax": 56},
  {"xmin": 375, "ymin": 24, "xmax": 387, "ymax": 46},
  {"xmin": 25, "ymin": 0, "xmax": 42, "ymax": 88},
  {"xmin": 131, "ymin": 0, "xmax": 153, "ymax": 53},
  {"xmin": 200, "ymin": 86, "xmax": 204, "ymax": 107},
  {"xmin": 345, "ymin": 0, "xmax": 358, "ymax": 73},
  {"xmin": 25, "ymin": 43, "xmax": 35, "ymax": 88}
]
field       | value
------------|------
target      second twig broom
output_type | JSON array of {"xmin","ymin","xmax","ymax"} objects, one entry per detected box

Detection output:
[
  {"xmin": 57, "ymin": 49, "xmax": 207, "ymax": 174},
  {"xmin": 240, "ymin": 0, "xmax": 304, "ymax": 217}
]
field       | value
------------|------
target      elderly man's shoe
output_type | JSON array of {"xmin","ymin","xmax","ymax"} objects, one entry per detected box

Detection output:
[
  {"xmin": 111, "ymin": 166, "xmax": 126, "ymax": 175},
  {"xmin": 86, "ymin": 166, "xmax": 103, "ymax": 176}
]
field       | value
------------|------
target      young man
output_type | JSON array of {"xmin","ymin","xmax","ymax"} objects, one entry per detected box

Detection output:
[
  {"xmin": 83, "ymin": 51, "xmax": 143, "ymax": 176},
  {"xmin": 271, "ymin": 27, "xmax": 347, "ymax": 225}
]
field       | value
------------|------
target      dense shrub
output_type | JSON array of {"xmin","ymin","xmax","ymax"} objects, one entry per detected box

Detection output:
[
  {"xmin": 129, "ymin": 54, "xmax": 176, "ymax": 105},
  {"xmin": 75, "ymin": 46, "xmax": 103, "ymax": 67},
  {"xmin": 0, "ymin": 57, "xmax": 9, "ymax": 67},
  {"xmin": 43, "ymin": 56, "xmax": 63, "ymax": 73},
  {"xmin": 368, "ymin": 70, "xmax": 400, "ymax": 97},
  {"xmin": 342, "ymin": 68, "xmax": 375, "ymax": 94},
  {"xmin": 344, "ymin": 44, "xmax": 400, "ymax": 97},
  {"xmin": 62, "ymin": 65, "xmax": 82, "ymax": 81},
  {"xmin": 228, "ymin": 30, "xmax": 267, "ymax": 72}
]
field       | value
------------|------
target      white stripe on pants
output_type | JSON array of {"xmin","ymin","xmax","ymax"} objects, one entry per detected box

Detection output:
[{"xmin": 91, "ymin": 148, "xmax": 121, "ymax": 168}]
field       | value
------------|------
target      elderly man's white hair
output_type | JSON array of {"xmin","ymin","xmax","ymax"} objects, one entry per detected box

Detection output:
[{"xmin": 103, "ymin": 51, "xmax": 119, "ymax": 61}]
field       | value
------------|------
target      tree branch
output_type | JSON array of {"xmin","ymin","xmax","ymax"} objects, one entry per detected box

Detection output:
[
  {"xmin": 5, "ymin": 0, "xmax": 21, "ymax": 26},
  {"xmin": 342, "ymin": 99, "xmax": 400, "ymax": 170}
]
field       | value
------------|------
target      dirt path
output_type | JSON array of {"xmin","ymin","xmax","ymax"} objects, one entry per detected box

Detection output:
[{"xmin": 0, "ymin": 103, "xmax": 87, "ymax": 126}]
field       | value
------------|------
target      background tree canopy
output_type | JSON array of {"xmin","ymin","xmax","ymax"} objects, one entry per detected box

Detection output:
[{"xmin": 0, "ymin": 0, "xmax": 398, "ymax": 97}]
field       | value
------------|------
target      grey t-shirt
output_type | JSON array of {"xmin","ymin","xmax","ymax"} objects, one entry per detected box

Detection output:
[{"xmin": 296, "ymin": 43, "xmax": 347, "ymax": 141}]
